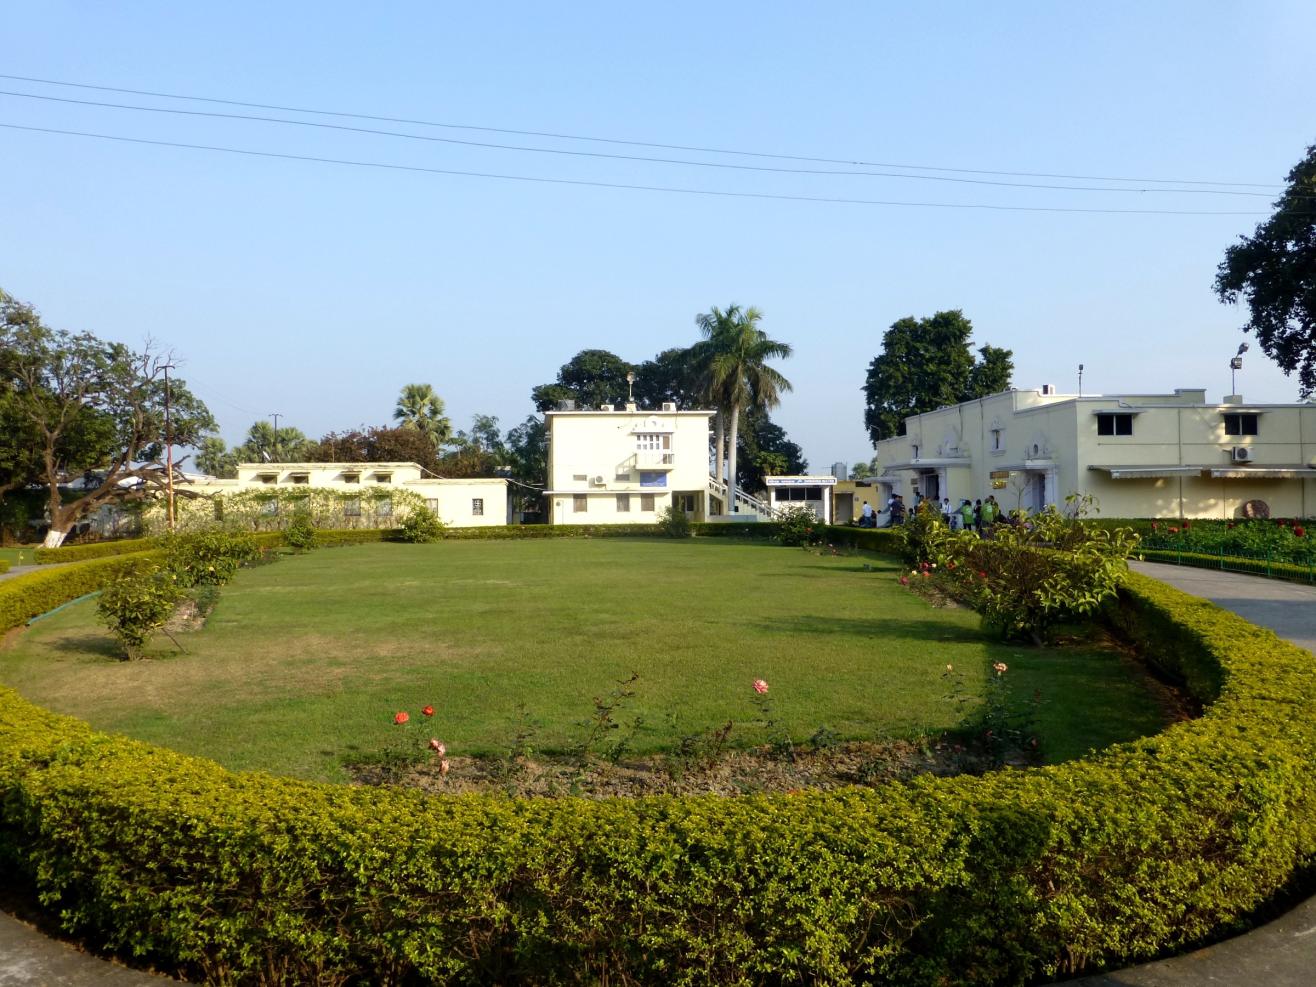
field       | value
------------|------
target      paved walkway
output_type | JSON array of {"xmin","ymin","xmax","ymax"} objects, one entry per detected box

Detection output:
[
  {"xmin": 2, "ymin": 561, "xmax": 1314, "ymax": 985},
  {"xmin": 1057, "ymin": 561, "xmax": 1316, "ymax": 986}
]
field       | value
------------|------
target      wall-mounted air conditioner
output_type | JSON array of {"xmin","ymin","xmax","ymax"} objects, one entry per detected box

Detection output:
[
  {"xmin": 661, "ymin": 402, "xmax": 677, "ymax": 412},
  {"xmin": 1232, "ymin": 447, "xmax": 1253, "ymax": 463},
  {"xmin": 591, "ymin": 475, "xmax": 606, "ymax": 485}
]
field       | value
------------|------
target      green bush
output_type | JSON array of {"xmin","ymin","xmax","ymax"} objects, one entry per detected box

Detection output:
[
  {"xmin": 398, "ymin": 505, "xmax": 447, "ymax": 543},
  {"xmin": 897, "ymin": 500, "xmax": 952, "ymax": 564},
  {"xmin": 96, "ymin": 567, "xmax": 184, "ymax": 660},
  {"xmin": 774, "ymin": 505, "xmax": 821, "ymax": 546},
  {"xmin": 283, "ymin": 513, "xmax": 317, "ymax": 552},
  {"xmin": 657, "ymin": 505, "xmax": 693, "ymax": 538},
  {"xmin": 160, "ymin": 531, "xmax": 261, "ymax": 588},
  {"xmin": 4, "ymin": 533, "xmax": 1315, "ymax": 985},
  {"xmin": 0, "ymin": 559, "xmax": 8, "ymax": 574}
]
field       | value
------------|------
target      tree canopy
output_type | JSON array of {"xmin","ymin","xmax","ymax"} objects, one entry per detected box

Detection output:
[
  {"xmin": 862, "ymin": 310, "xmax": 1014, "ymax": 443},
  {"xmin": 393, "ymin": 383, "xmax": 453, "ymax": 448},
  {"xmin": 1215, "ymin": 142, "xmax": 1316, "ymax": 396},
  {"xmin": 532, "ymin": 350, "xmax": 637, "ymax": 411},
  {"xmin": 0, "ymin": 289, "xmax": 215, "ymax": 546}
]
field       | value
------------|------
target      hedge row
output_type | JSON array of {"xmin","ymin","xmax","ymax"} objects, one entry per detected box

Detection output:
[
  {"xmin": 33, "ymin": 537, "xmax": 156, "ymax": 564},
  {"xmin": 1136, "ymin": 547, "xmax": 1316, "ymax": 586},
  {"xmin": 2, "ymin": 538, "xmax": 1315, "ymax": 983},
  {"xmin": 0, "ymin": 551, "xmax": 163, "ymax": 632},
  {"xmin": 0, "ymin": 559, "xmax": 8, "ymax": 575}
]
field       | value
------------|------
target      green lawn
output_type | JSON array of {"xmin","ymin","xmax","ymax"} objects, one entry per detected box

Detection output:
[
  {"xmin": 0, "ymin": 547, "xmax": 39, "ymax": 567},
  {"xmin": 0, "ymin": 539, "xmax": 1168, "ymax": 781}
]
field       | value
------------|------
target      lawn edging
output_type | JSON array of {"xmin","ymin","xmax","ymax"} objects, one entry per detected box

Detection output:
[
  {"xmin": 2, "ymin": 539, "xmax": 1314, "ymax": 983},
  {"xmin": 1136, "ymin": 547, "xmax": 1316, "ymax": 585}
]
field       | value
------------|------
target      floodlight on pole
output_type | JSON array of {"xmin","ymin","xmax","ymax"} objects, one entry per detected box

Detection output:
[
  {"xmin": 626, "ymin": 371, "xmax": 636, "ymax": 403},
  {"xmin": 1229, "ymin": 343, "xmax": 1248, "ymax": 394}
]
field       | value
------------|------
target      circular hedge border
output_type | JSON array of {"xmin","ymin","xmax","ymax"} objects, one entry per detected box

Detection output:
[{"xmin": 1, "ymin": 527, "xmax": 1314, "ymax": 985}]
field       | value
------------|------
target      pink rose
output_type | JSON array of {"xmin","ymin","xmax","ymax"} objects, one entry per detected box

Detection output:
[{"xmin": 752, "ymin": 679, "xmax": 769, "ymax": 695}]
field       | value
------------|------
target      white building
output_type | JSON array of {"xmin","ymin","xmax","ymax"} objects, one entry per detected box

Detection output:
[
  {"xmin": 177, "ymin": 462, "xmax": 509, "ymax": 528},
  {"xmin": 871, "ymin": 387, "xmax": 1316, "ymax": 519},
  {"xmin": 545, "ymin": 402, "xmax": 734, "ymax": 524},
  {"xmin": 764, "ymin": 475, "xmax": 838, "ymax": 524}
]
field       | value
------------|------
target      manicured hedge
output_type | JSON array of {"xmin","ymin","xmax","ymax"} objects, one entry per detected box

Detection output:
[
  {"xmin": 33, "ymin": 537, "xmax": 157, "ymax": 564},
  {"xmin": 2, "ymin": 541, "xmax": 1315, "ymax": 983},
  {"xmin": 0, "ymin": 551, "xmax": 163, "ymax": 632},
  {"xmin": 0, "ymin": 559, "xmax": 8, "ymax": 575},
  {"xmin": 1137, "ymin": 548, "xmax": 1316, "ymax": 586}
]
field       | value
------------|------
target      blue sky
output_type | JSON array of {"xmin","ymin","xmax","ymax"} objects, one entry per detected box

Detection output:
[{"xmin": 3, "ymin": 2, "xmax": 1313, "ymax": 471}]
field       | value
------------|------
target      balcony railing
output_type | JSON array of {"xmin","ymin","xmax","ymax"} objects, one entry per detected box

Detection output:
[{"xmin": 634, "ymin": 450, "xmax": 676, "ymax": 470}]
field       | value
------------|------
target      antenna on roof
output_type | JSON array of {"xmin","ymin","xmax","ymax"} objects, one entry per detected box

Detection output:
[{"xmin": 1078, "ymin": 364, "xmax": 1084, "ymax": 397}]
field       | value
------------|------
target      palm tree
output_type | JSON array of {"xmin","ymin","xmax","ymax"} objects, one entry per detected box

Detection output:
[
  {"xmin": 394, "ymin": 383, "xmax": 453, "ymax": 449},
  {"xmin": 693, "ymin": 305, "xmax": 792, "ymax": 513}
]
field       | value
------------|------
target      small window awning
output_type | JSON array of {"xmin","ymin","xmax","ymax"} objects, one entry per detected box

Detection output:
[
  {"xmin": 1088, "ymin": 465, "xmax": 1200, "ymax": 480},
  {"xmin": 1207, "ymin": 467, "xmax": 1316, "ymax": 479},
  {"xmin": 883, "ymin": 458, "xmax": 972, "ymax": 471}
]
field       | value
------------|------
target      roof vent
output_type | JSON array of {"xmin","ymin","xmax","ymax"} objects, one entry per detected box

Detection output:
[
  {"xmin": 556, "ymin": 399, "xmax": 576, "ymax": 411},
  {"xmin": 1041, "ymin": 384, "xmax": 1056, "ymax": 395}
]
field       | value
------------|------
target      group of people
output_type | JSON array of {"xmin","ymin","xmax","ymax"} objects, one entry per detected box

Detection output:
[
  {"xmin": 938, "ymin": 494, "xmax": 1002, "ymax": 533},
  {"xmin": 857, "ymin": 492, "xmax": 1004, "ymax": 533}
]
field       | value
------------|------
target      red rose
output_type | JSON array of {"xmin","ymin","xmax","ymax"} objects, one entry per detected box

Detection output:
[
  {"xmin": 1168, "ymin": 527, "xmax": 1179, "ymax": 534},
  {"xmin": 1295, "ymin": 526, "xmax": 1307, "ymax": 538},
  {"xmin": 1182, "ymin": 522, "xmax": 1191, "ymax": 530},
  {"xmin": 393, "ymin": 711, "xmax": 409, "ymax": 725},
  {"xmin": 422, "ymin": 705, "xmax": 435, "ymax": 717}
]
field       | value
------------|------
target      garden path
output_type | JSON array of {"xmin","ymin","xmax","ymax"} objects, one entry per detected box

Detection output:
[{"xmin": 1055, "ymin": 561, "xmax": 1316, "ymax": 986}]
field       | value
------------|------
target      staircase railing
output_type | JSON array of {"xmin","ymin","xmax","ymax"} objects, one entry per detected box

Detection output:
[{"xmin": 707, "ymin": 476, "xmax": 775, "ymax": 518}]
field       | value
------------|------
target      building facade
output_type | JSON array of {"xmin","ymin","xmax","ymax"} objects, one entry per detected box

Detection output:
[
  {"xmin": 545, "ymin": 403, "xmax": 715, "ymax": 524},
  {"xmin": 872, "ymin": 387, "xmax": 1316, "ymax": 519},
  {"xmin": 177, "ymin": 462, "xmax": 508, "ymax": 528}
]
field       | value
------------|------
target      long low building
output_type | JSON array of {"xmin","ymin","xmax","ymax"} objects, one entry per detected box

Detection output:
[
  {"xmin": 871, "ymin": 387, "xmax": 1316, "ymax": 519},
  {"xmin": 170, "ymin": 462, "xmax": 508, "ymax": 529}
]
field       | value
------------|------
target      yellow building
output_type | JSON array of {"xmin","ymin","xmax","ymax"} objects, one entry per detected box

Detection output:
[
  {"xmin": 180, "ymin": 462, "xmax": 508, "ymax": 527},
  {"xmin": 545, "ymin": 403, "xmax": 722, "ymax": 524},
  {"xmin": 872, "ymin": 387, "xmax": 1316, "ymax": 519}
]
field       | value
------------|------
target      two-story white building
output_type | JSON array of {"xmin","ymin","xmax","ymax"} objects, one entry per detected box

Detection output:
[
  {"xmin": 544, "ymin": 403, "xmax": 717, "ymax": 524},
  {"xmin": 870, "ymin": 387, "xmax": 1316, "ymax": 519}
]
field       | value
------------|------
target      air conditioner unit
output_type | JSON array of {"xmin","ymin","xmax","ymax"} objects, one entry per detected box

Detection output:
[
  {"xmin": 661, "ymin": 402, "xmax": 677, "ymax": 412},
  {"xmin": 1232, "ymin": 446, "xmax": 1253, "ymax": 463},
  {"xmin": 591, "ymin": 475, "xmax": 606, "ymax": 486}
]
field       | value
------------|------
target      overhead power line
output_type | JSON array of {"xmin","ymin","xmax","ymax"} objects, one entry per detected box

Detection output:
[
  {"xmin": 0, "ymin": 122, "xmax": 1273, "ymax": 216},
  {"xmin": 0, "ymin": 71, "xmax": 1282, "ymax": 191},
  {"xmin": 0, "ymin": 89, "xmax": 1278, "ymax": 198}
]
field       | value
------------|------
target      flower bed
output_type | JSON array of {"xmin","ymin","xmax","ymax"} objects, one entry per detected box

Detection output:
[{"xmin": 1, "ymin": 536, "xmax": 1314, "ymax": 983}]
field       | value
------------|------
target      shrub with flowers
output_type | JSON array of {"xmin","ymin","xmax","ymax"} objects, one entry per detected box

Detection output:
[
  {"xmin": 933, "ymin": 496, "xmax": 1139, "ymax": 644},
  {"xmin": 1143, "ymin": 517, "xmax": 1316, "ymax": 563},
  {"xmin": 160, "ymin": 530, "xmax": 261, "ymax": 588},
  {"xmin": 897, "ymin": 499, "xmax": 952, "ymax": 566},
  {"xmin": 775, "ymin": 505, "xmax": 823, "ymax": 547}
]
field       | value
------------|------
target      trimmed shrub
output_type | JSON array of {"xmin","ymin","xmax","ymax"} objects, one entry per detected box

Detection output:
[
  {"xmin": 96, "ymin": 567, "xmax": 184, "ymax": 660},
  {"xmin": 2, "ymin": 534, "xmax": 1315, "ymax": 984},
  {"xmin": 0, "ymin": 559, "xmax": 8, "ymax": 574},
  {"xmin": 775, "ymin": 505, "xmax": 821, "ymax": 546},
  {"xmin": 657, "ymin": 505, "xmax": 693, "ymax": 538},
  {"xmin": 160, "ymin": 531, "xmax": 261, "ymax": 588},
  {"xmin": 398, "ymin": 506, "xmax": 447, "ymax": 544},
  {"xmin": 34, "ymin": 537, "xmax": 155, "ymax": 564},
  {"xmin": 283, "ymin": 512, "xmax": 317, "ymax": 552}
]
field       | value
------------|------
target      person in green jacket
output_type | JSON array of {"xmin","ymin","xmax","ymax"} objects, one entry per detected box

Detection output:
[
  {"xmin": 958, "ymin": 499, "xmax": 975, "ymax": 531},
  {"xmin": 980, "ymin": 497, "xmax": 997, "ymax": 530}
]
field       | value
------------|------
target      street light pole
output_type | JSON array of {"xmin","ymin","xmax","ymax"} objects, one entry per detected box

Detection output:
[
  {"xmin": 162, "ymin": 363, "xmax": 177, "ymax": 532},
  {"xmin": 270, "ymin": 412, "xmax": 282, "ymax": 461}
]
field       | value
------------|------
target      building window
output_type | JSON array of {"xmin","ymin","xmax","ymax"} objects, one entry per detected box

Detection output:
[
  {"xmin": 257, "ymin": 473, "xmax": 277, "ymax": 485},
  {"xmin": 573, "ymin": 473, "xmax": 588, "ymax": 482},
  {"xmin": 616, "ymin": 493, "xmax": 631, "ymax": 513},
  {"xmin": 573, "ymin": 494, "xmax": 588, "ymax": 513},
  {"xmin": 426, "ymin": 499, "xmax": 439, "ymax": 513},
  {"xmin": 375, "ymin": 498, "xmax": 393, "ymax": 518},
  {"xmin": 290, "ymin": 473, "xmax": 310, "ymax": 485},
  {"xmin": 676, "ymin": 494, "xmax": 696, "ymax": 514},
  {"xmin": 990, "ymin": 428, "xmax": 1003, "ymax": 452},
  {"xmin": 342, "ymin": 472, "xmax": 360, "ymax": 484},
  {"xmin": 1223, "ymin": 413, "xmax": 1259, "ymax": 436},
  {"xmin": 640, "ymin": 493, "xmax": 656, "ymax": 512},
  {"xmin": 375, "ymin": 472, "xmax": 393, "ymax": 484},
  {"xmin": 260, "ymin": 499, "xmax": 279, "ymax": 516},
  {"xmin": 472, "ymin": 498, "xmax": 484, "ymax": 516},
  {"xmin": 344, "ymin": 498, "xmax": 362, "ymax": 517},
  {"xmin": 635, "ymin": 433, "xmax": 669, "ymax": 452},
  {"xmin": 911, "ymin": 444, "xmax": 920, "ymax": 460},
  {"xmin": 639, "ymin": 471, "xmax": 667, "ymax": 488},
  {"xmin": 1096, "ymin": 413, "xmax": 1134, "ymax": 436}
]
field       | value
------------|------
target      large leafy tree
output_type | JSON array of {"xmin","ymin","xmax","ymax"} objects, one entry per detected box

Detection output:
[
  {"xmin": 0, "ymin": 291, "xmax": 215, "ymax": 547},
  {"xmin": 393, "ymin": 383, "xmax": 453, "ymax": 448},
  {"xmin": 307, "ymin": 426, "xmax": 442, "ymax": 473},
  {"xmin": 862, "ymin": 310, "xmax": 1014, "ymax": 442},
  {"xmin": 441, "ymin": 414, "xmax": 507, "ymax": 477},
  {"xmin": 532, "ymin": 350, "xmax": 637, "ymax": 412},
  {"xmin": 1215, "ymin": 143, "xmax": 1316, "ymax": 396},
  {"xmin": 693, "ymin": 304, "xmax": 792, "ymax": 513},
  {"xmin": 634, "ymin": 346, "xmax": 701, "ymax": 409},
  {"xmin": 735, "ymin": 409, "xmax": 807, "ymax": 493}
]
